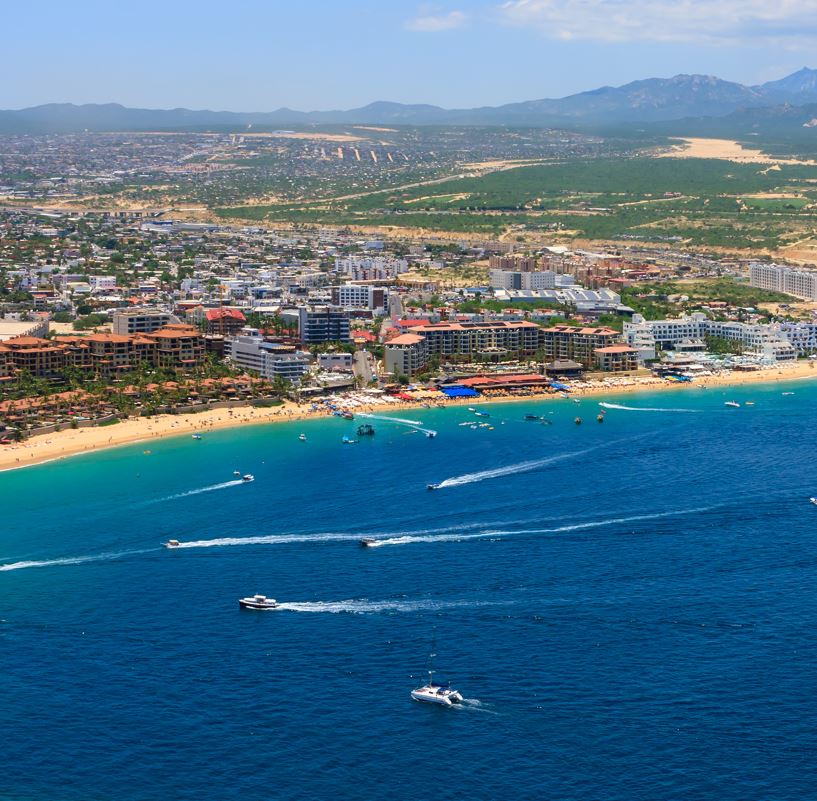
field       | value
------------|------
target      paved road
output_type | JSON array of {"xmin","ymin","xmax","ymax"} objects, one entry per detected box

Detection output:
[{"xmin": 353, "ymin": 350, "xmax": 373, "ymax": 385}]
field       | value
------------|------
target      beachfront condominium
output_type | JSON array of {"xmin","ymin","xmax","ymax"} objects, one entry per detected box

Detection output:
[
  {"xmin": 298, "ymin": 306, "xmax": 351, "ymax": 344},
  {"xmin": 538, "ymin": 325, "xmax": 621, "ymax": 367},
  {"xmin": 749, "ymin": 262, "xmax": 817, "ymax": 301},
  {"xmin": 384, "ymin": 334, "xmax": 429, "ymax": 377},
  {"xmin": 225, "ymin": 328, "xmax": 310, "ymax": 383}
]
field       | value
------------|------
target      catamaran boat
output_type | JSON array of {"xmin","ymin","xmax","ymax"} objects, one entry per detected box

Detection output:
[
  {"xmin": 239, "ymin": 594, "xmax": 278, "ymax": 610},
  {"xmin": 427, "ymin": 483, "xmax": 440, "ymax": 490},
  {"xmin": 360, "ymin": 537, "xmax": 378, "ymax": 547},
  {"xmin": 724, "ymin": 401, "xmax": 741, "ymax": 408},
  {"xmin": 242, "ymin": 474, "xmax": 255, "ymax": 482},
  {"xmin": 411, "ymin": 641, "xmax": 462, "ymax": 707},
  {"xmin": 165, "ymin": 539, "xmax": 181, "ymax": 548}
]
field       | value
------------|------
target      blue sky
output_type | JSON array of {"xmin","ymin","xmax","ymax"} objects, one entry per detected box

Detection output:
[{"xmin": 3, "ymin": 0, "xmax": 815, "ymax": 110}]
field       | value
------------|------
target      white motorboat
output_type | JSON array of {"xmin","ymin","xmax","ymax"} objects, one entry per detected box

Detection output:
[
  {"xmin": 427, "ymin": 483, "xmax": 440, "ymax": 490},
  {"xmin": 299, "ymin": 434, "xmax": 307, "ymax": 441},
  {"xmin": 164, "ymin": 539, "xmax": 181, "ymax": 548},
  {"xmin": 810, "ymin": 497, "xmax": 817, "ymax": 506},
  {"xmin": 233, "ymin": 470, "xmax": 241, "ymax": 476},
  {"xmin": 359, "ymin": 537, "xmax": 378, "ymax": 547},
  {"xmin": 724, "ymin": 401, "xmax": 741, "ymax": 408},
  {"xmin": 191, "ymin": 434, "xmax": 202, "ymax": 440},
  {"xmin": 242, "ymin": 474, "xmax": 255, "ymax": 482},
  {"xmin": 239, "ymin": 594, "xmax": 278, "ymax": 610}
]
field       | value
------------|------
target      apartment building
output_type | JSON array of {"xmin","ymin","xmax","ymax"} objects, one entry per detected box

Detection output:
[
  {"xmin": 539, "ymin": 325, "xmax": 621, "ymax": 367},
  {"xmin": 406, "ymin": 321, "xmax": 542, "ymax": 361},
  {"xmin": 298, "ymin": 306, "xmax": 351, "ymax": 344},
  {"xmin": 330, "ymin": 284, "xmax": 388, "ymax": 314},
  {"xmin": 489, "ymin": 270, "xmax": 556, "ymax": 291},
  {"xmin": 112, "ymin": 308, "xmax": 177, "ymax": 335},
  {"xmin": 749, "ymin": 262, "xmax": 817, "ymax": 301},
  {"xmin": 384, "ymin": 334, "xmax": 429, "ymax": 376}
]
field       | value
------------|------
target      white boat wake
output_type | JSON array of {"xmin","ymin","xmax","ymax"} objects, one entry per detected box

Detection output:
[
  {"xmin": 357, "ymin": 413, "xmax": 423, "ymax": 426},
  {"xmin": 152, "ymin": 479, "xmax": 247, "ymax": 503},
  {"xmin": 172, "ymin": 533, "xmax": 357, "ymax": 549},
  {"xmin": 0, "ymin": 548, "xmax": 155, "ymax": 572},
  {"xmin": 599, "ymin": 402, "xmax": 699, "ymax": 413},
  {"xmin": 435, "ymin": 444, "xmax": 602, "ymax": 489},
  {"xmin": 274, "ymin": 597, "xmax": 508, "ymax": 615}
]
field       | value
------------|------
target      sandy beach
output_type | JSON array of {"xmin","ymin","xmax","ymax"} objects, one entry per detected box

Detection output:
[{"xmin": 2, "ymin": 361, "xmax": 815, "ymax": 472}]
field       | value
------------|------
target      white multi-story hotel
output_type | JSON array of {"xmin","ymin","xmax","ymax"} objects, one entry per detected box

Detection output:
[
  {"xmin": 489, "ymin": 270, "xmax": 557, "ymax": 290},
  {"xmin": 749, "ymin": 262, "xmax": 817, "ymax": 301},
  {"xmin": 623, "ymin": 313, "xmax": 797, "ymax": 362}
]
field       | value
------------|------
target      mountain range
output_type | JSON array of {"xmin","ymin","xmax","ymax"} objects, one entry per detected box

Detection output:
[{"xmin": 3, "ymin": 68, "xmax": 817, "ymax": 133}]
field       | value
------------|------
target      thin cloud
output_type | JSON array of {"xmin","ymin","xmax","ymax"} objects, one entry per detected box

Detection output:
[
  {"xmin": 406, "ymin": 10, "xmax": 467, "ymax": 32},
  {"xmin": 498, "ymin": 0, "xmax": 817, "ymax": 46}
]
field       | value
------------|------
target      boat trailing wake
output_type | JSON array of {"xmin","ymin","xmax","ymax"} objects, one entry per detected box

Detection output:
[
  {"xmin": 0, "ymin": 548, "xmax": 155, "ymax": 572},
  {"xmin": 151, "ymin": 479, "xmax": 247, "ymax": 503},
  {"xmin": 172, "ymin": 533, "xmax": 357, "ymax": 548},
  {"xmin": 357, "ymin": 413, "xmax": 423, "ymax": 426},
  {"xmin": 364, "ymin": 532, "xmax": 499, "ymax": 547},
  {"xmin": 436, "ymin": 444, "xmax": 601, "ymax": 488},
  {"xmin": 599, "ymin": 402, "xmax": 699, "ymax": 413},
  {"xmin": 274, "ymin": 597, "xmax": 507, "ymax": 615}
]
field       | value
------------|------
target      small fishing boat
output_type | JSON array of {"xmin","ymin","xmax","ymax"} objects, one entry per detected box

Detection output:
[
  {"xmin": 191, "ymin": 434, "xmax": 202, "ymax": 440},
  {"xmin": 342, "ymin": 436, "xmax": 358, "ymax": 444},
  {"xmin": 574, "ymin": 417, "xmax": 582, "ymax": 425},
  {"xmin": 810, "ymin": 497, "xmax": 817, "ymax": 506},
  {"xmin": 467, "ymin": 407, "xmax": 475, "ymax": 412},
  {"xmin": 164, "ymin": 539, "xmax": 180, "ymax": 548},
  {"xmin": 427, "ymin": 483, "xmax": 440, "ymax": 490},
  {"xmin": 299, "ymin": 433, "xmax": 307, "ymax": 441},
  {"xmin": 242, "ymin": 474, "xmax": 255, "ymax": 482},
  {"xmin": 239, "ymin": 594, "xmax": 278, "ymax": 610},
  {"xmin": 724, "ymin": 401, "xmax": 741, "ymax": 408},
  {"xmin": 341, "ymin": 411, "xmax": 354, "ymax": 420},
  {"xmin": 359, "ymin": 537, "xmax": 377, "ymax": 547},
  {"xmin": 597, "ymin": 414, "xmax": 604, "ymax": 423},
  {"xmin": 525, "ymin": 414, "xmax": 541, "ymax": 421},
  {"xmin": 233, "ymin": 470, "xmax": 241, "ymax": 476},
  {"xmin": 425, "ymin": 431, "xmax": 437, "ymax": 438},
  {"xmin": 783, "ymin": 392, "xmax": 795, "ymax": 396},
  {"xmin": 745, "ymin": 402, "xmax": 755, "ymax": 406},
  {"xmin": 474, "ymin": 411, "xmax": 490, "ymax": 418}
]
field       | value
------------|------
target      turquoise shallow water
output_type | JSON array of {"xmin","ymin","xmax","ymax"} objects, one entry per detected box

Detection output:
[{"xmin": 2, "ymin": 381, "xmax": 817, "ymax": 800}]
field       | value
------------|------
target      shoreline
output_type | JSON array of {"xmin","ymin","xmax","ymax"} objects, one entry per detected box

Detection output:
[{"xmin": 2, "ymin": 363, "xmax": 815, "ymax": 472}]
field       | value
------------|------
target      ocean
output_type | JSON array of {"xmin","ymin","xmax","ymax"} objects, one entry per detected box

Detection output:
[{"xmin": 2, "ymin": 382, "xmax": 817, "ymax": 801}]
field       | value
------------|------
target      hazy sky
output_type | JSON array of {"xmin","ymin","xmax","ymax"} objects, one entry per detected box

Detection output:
[{"xmin": 3, "ymin": 0, "xmax": 815, "ymax": 110}]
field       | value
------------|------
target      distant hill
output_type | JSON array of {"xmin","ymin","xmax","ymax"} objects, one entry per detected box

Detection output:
[{"xmin": 4, "ymin": 69, "xmax": 817, "ymax": 132}]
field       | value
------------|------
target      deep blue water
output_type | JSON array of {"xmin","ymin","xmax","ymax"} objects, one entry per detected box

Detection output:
[{"xmin": 3, "ymin": 382, "xmax": 817, "ymax": 801}]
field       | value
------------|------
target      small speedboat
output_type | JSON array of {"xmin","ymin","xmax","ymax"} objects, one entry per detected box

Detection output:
[
  {"xmin": 191, "ymin": 434, "xmax": 202, "ymax": 440},
  {"xmin": 299, "ymin": 434, "xmax": 306, "ymax": 441},
  {"xmin": 524, "ymin": 415, "xmax": 541, "ymax": 421},
  {"xmin": 425, "ymin": 431, "xmax": 437, "ymax": 438},
  {"xmin": 239, "ymin": 594, "xmax": 278, "ymax": 610},
  {"xmin": 233, "ymin": 470, "xmax": 241, "ymax": 476},
  {"xmin": 724, "ymin": 401, "xmax": 741, "ymax": 408},
  {"xmin": 242, "ymin": 474, "xmax": 255, "ymax": 482},
  {"xmin": 360, "ymin": 537, "xmax": 377, "ymax": 547},
  {"xmin": 341, "ymin": 411, "xmax": 354, "ymax": 420},
  {"xmin": 473, "ymin": 411, "xmax": 489, "ymax": 418},
  {"xmin": 574, "ymin": 417, "xmax": 582, "ymax": 425},
  {"xmin": 342, "ymin": 436, "xmax": 358, "ymax": 444},
  {"xmin": 597, "ymin": 414, "xmax": 604, "ymax": 423},
  {"xmin": 783, "ymin": 392, "xmax": 795, "ymax": 396},
  {"xmin": 427, "ymin": 483, "xmax": 440, "ymax": 490},
  {"xmin": 411, "ymin": 682, "xmax": 463, "ymax": 707},
  {"xmin": 164, "ymin": 539, "xmax": 180, "ymax": 548},
  {"xmin": 810, "ymin": 498, "xmax": 817, "ymax": 506}
]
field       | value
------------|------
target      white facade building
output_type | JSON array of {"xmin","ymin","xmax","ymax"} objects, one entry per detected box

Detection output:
[
  {"xmin": 225, "ymin": 329, "xmax": 310, "ymax": 383},
  {"xmin": 334, "ymin": 256, "xmax": 408, "ymax": 281},
  {"xmin": 489, "ymin": 270, "xmax": 557, "ymax": 291},
  {"xmin": 749, "ymin": 262, "xmax": 817, "ymax": 301}
]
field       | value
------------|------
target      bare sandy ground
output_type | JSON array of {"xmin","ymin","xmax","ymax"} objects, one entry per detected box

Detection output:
[
  {"xmin": 2, "ymin": 362, "xmax": 815, "ymax": 472},
  {"xmin": 658, "ymin": 138, "xmax": 817, "ymax": 166}
]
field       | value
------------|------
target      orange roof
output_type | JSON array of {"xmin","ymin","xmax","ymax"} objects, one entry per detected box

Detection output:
[
  {"xmin": 387, "ymin": 334, "xmax": 426, "ymax": 346},
  {"xmin": 542, "ymin": 325, "xmax": 618, "ymax": 336},
  {"xmin": 594, "ymin": 345, "xmax": 637, "ymax": 353}
]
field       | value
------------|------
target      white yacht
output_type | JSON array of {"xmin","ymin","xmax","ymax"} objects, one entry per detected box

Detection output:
[
  {"xmin": 239, "ymin": 594, "xmax": 278, "ymax": 610},
  {"xmin": 724, "ymin": 401, "xmax": 741, "ymax": 408}
]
